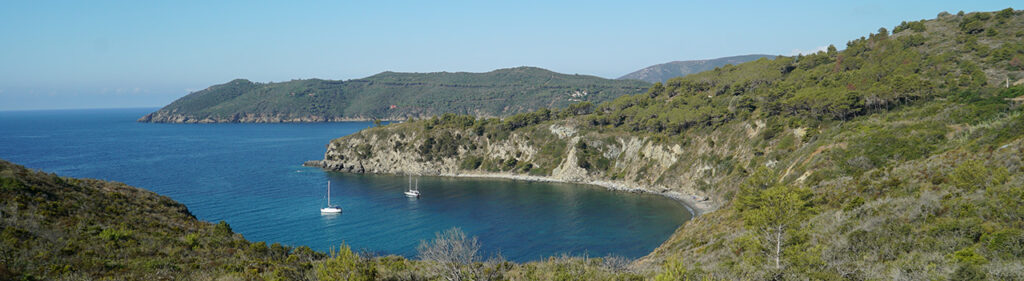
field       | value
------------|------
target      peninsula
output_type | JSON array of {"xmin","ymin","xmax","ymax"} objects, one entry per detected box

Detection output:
[{"xmin": 139, "ymin": 67, "xmax": 649, "ymax": 123}]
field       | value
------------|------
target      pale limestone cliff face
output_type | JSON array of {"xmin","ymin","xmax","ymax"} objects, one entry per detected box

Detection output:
[{"xmin": 307, "ymin": 120, "xmax": 772, "ymax": 214}]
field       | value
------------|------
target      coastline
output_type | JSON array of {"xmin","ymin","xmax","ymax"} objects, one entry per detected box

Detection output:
[
  {"xmin": 443, "ymin": 173, "xmax": 712, "ymax": 217},
  {"xmin": 304, "ymin": 160, "xmax": 713, "ymax": 217},
  {"xmin": 138, "ymin": 113, "xmax": 404, "ymax": 123}
]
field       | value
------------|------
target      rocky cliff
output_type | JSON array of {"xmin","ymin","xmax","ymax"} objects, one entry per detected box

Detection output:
[{"xmin": 305, "ymin": 118, "xmax": 784, "ymax": 215}]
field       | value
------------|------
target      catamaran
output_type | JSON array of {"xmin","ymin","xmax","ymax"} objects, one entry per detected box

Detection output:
[
  {"xmin": 405, "ymin": 176, "xmax": 421, "ymax": 198},
  {"xmin": 320, "ymin": 181, "xmax": 343, "ymax": 213}
]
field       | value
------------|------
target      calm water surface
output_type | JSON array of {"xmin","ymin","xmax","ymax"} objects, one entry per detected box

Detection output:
[{"xmin": 0, "ymin": 108, "xmax": 691, "ymax": 261}]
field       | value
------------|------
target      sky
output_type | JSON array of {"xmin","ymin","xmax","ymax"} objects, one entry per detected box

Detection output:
[{"xmin": 0, "ymin": 0, "xmax": 1015, "ymax": 110}]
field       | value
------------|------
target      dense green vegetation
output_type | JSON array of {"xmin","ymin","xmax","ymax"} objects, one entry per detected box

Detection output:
[
  {"xmin": 138, "ymin": 67, "xmax": 649, "ymax": 123},
  {"xmin": 328, "ymin": 8, "xmax": 1024, "ymax": 280},
  {"xmin": 619, "ymin": 54, "xmax": 776, "ymax": 83}
]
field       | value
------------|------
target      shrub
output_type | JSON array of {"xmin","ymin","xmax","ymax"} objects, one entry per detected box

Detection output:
[
  {"xmin": 983, "ymin": 229, "xmax": 1024, "ymax": 258},
  {"xmin": 418, "ymin": 228, "xmax": 481, "ymax": 281},
  {"xmin": 315, "ymin": 244, "xmax": 377, "ymax": 281},
  {"xmin": 951, "ymin": 160, "xmax": 1008, "ymax": 191},
  {"xmin": 98, "ymin": 227, "xmax": 133, "ymax": 242},
  {"xmin": 185, "ymin": 233, "xmax": 200, "ymax": 250},
  {"xmin": 214, "ymin": 220, "xmax": 233, "ymax": 237},
  {"xmin": 459, "ymin": 156, "xmax": 483, "ymax": 170}
]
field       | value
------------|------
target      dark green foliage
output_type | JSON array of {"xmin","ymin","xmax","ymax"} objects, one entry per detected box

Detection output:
[
  {"xmin": 574, "ymin": 141, "xmax": 611, "ymax": 173},
  {"xmin": 894, "ymin": 20, "xmax": 927, "ymax": 33},
  {"xmin": 459, "ymin": 155, "xmax": 484, "ymax": 170},
  {"xmin": 960, "ymin": 12, "xmax": 991, "ymax": 34},
  {"xmin": 996, "ymin": 8, "xmax": 1016, "ymax": 19},
  {"xmin": 501, "ymin": 108, "xmax": 555, "ymax": 132},
  {"xmin": 952, "ymin": 264, "xmax": 987, "ymax": 281},
  {"xmin": 417, "ymin": 131, "xmax": 467, "ymax": 161},
  {"xmin": 141, "ymin": 67, "xmax": 650, "ymax": 122},
  {"xmin": 561, "ymin": 101, "xmax": 595, "ymax": 117},
  {"xmin": 503, "ymin": 158, "xmax": 519, "ymax": 170},
  {"xmin": 898, "ymin": 34, "xmax": 927, "ymax": 48},
  {"xmin": 833, "ymin": 122, "xmax": 947, "ymax": 175},
  {"xmin": 573, "ymin": 14, "xmax": 1006, "ymax": 138},
  {"xmin": 983, "ymin": 229, "xmax": 1024, "ymax": 258},
  {"xmin": 355, "ymin": 143, "xmax": 374, "ymax": 160},
  {"xmin": 214, "ymin": 220, "xmax": 233, "ymax": 237}
]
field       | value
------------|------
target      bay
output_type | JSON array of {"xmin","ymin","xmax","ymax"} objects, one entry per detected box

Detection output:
[{"xmin": 0, "ymin": 108, "xmax": 691, "ymax": 261}]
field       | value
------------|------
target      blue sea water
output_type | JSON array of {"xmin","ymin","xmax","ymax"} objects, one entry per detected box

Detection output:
[{"xmin": 0, "ymin": 108, "xmax": 691, "ymax": 261}]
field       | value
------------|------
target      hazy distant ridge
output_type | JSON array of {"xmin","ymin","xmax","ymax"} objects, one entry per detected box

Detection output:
[{"xmin": 619, "ymin": 54, "xmax": 776, "ymax": 83}]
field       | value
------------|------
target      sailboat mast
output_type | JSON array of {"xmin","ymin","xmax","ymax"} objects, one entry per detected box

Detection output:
[{"xmin": 327, "ymin": 181, "xmax": 331, "ymax": 206}]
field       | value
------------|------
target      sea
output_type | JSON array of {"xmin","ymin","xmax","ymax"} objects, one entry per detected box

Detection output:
[{"xmin": 0, "ymin": 108, "xmax": 692, "ymax": 262}]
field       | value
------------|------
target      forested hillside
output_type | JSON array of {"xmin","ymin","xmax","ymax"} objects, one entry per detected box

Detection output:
[
  {"xmin": 619, "ymin": 54, "xmax": 775, "ymax": 83},
  {"xmin": 138, "ymin": 67, "xmax": 649, "ymax": 123},
  {"xmin": 316, "ymin": 8, "xmax": 1024, "ymax": 280}
]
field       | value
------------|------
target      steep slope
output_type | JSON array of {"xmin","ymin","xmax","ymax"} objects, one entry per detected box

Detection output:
[
  {"xmin": 139, "ymin": 67, "xmax": 650, "ymax": 123},
  {"xmin": 310, "ymin": 8, "xmax": 1024, "ymax": 279},
  {"xmin": 0, "ymin": 159, "xmax": 327, "ymax": 280},
  {"xmin": 619, "ymin": 54, "xmax": 776, "ymax": 83}
]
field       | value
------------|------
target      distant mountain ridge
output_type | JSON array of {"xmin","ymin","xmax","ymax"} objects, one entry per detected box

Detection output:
[
  {"xmin": 139, "ymin": 67, "xmax": 649, "ymax": 123},
  {"xmin": 619, "ymin": 54, "xmax": 776, "ymax": 83}
]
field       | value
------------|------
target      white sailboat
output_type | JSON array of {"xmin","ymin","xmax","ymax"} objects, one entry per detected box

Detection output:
[
  {"xmin": 320, "ymin": 181, "xmax": 342, "ymax": 213},
  {"xmin": 405, "ymin": 176, "xmax": 421, "ymax": 198}
]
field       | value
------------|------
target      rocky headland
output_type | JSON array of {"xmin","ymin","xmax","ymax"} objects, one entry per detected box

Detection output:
[{"xmin": 300, "ymin": 120, "xmax": 765, "ymax": 217}]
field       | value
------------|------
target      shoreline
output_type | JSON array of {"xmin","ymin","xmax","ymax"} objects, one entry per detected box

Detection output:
[
  {"xmin": 138, "ymin": 115, "xmax": 405, "ymax": 123},
  {"xmin": 304, "ymin": 160, "xmax": 714, "ymax": 217},
  {"xmin": 441, "ymin": 172, "xmax": 712, "ymax": 217}
]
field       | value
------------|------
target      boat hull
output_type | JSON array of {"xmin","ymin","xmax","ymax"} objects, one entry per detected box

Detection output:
[{"xmin": 320, "ymin": 207, "xmax": 343, "ymax": 213}]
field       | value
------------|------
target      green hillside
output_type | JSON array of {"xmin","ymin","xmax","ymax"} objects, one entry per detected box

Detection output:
[
  {"xmin": 0, "ymin": 159, "xmax": 323, "ymax": 280},
  {"xmin": 316, "ymin": 8, "xmax": 1024, "ymax": 280},
  {"xmin": 138, "ymin": 67, "xmax": 650, "ymax": 123},
  {"xmin": 619, "ymin": 54, "xmax": 776, "ymax": 83}
]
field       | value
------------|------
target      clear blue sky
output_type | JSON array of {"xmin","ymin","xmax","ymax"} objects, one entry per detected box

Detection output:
[{"xmin": 0, "ymin": 0, "xmax": 1014, "ymax": 110}]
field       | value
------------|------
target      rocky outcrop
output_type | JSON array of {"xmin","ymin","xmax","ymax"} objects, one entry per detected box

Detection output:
[{"xmin": 304, "ymin": 120, "xmax": 775, "ymax": 215}]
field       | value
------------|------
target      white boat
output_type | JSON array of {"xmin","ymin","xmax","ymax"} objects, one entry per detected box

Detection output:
[
  {"xmin": 320, "ymin": 181, "xmax": 343, "ymax": 213},
  {"xmin": 405, "ymin": 176, "xmax": 421, "ymax": 198}
]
